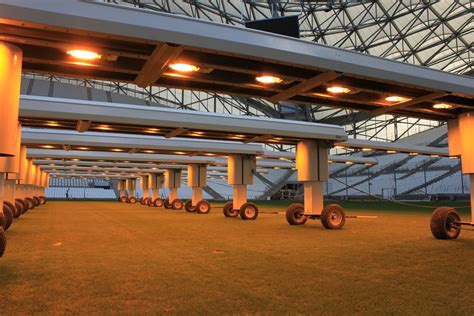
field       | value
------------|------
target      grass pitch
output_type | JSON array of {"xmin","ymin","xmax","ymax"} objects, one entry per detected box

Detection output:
[{"xmin": 0, "ymin": 200, "xmax": 473, "ymax": 314}]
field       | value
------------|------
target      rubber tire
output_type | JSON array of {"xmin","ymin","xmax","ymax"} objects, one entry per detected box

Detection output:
[
  {"xmin": 33, "ymin": 196, "xmax": 41, "ymax": 207},
  {"xmin": 185, "ymin": 200, "xmax": 195, "ymax": 213},
  {"xmin": 119, "ymin": 196, "xmax": 127, "ymax": 203},
  {"xmin": 147, "ymin": 198, "xmax": 154, "ymax": 207},
  {"xmin": 239, "ymin": 202, "xmax": 259, "ymax": 220},
  {"xmin": 286, "ymin": 203, "xmax": 307, "ymax": 225},
  {"xmin": 430, "ymin": 207, "xmax": 461, "ymax": 240},
  {"xmin": 25, "ymin": 198, "xmax": 35, "ymax": 210},
  {"xmin": 196, "ymin": 200, "xmax": 211, "ymax": 214},
  {"xmin": 163, "ymin": 198, "xmax": 172, "ymax": 209},
  {"xmin": 140, "ymin": 198, "xmax": 146, "ymax": 205},
  {"xmin": 153, "ymin": 198, "xmax": 164, "ymax": 208},
  {"xmin": 223, "ymin": 201, "xmax": 238, "ymax": 217},
  {"xmin": 4, "ymin": 201, "xmax": 19, "ymax": 219},
  {"xmin": 321, "ymin": 204, "xmax": 346, "ymax": 229},
  {"xmin": 0, "ymin": 227, "xmax": 6, "ymax": 258},
  {"xmin": 14, "ymin": 200, "xmax": 23, "ymax": 218},
  {"xmin": 3, "ymin": 204, "xmax": 14, "ymax": 231},
  {"xmin": 39, "ymin": 196, "xmax": 47, "ymax": 205},
  {"xmin": 16, "ymin": 199, "xmax": 28, "ymax": 214},
  {"xmin": 171, "ymin": 199, "xmax": 184, "ymax": 210},
  {"xmin": 128, "ymin": 196, "xmax": 137, "ymax": 204}
]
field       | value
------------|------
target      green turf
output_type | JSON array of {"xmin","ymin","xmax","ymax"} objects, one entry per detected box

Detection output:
[{"xmin": 1, "ymin": 201, "xmax": 473, "ymax": 314}]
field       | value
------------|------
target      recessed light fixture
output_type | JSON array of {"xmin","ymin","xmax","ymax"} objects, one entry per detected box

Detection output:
[
  {"xmin": 334, "ymin": 145, "xmax": 345, "ymax": 149},
  {"xmin": 386, "ymin": 150, "xmax": 397, "ymax": 154},
  {"xmin": 255, "ymin": 75, "xmax": 283, "ymax": 84},
  {"xmin": 143, "ymin": 150, "xmax": 155, "ymax": 154},
  {"xmin": 45, "ymin": 121, "xmax": 60, "ymax": 127},
  {"xmin": 77, "ymin": 147, "xmax": 89, "ymax": 150},
  {"xmin": 433, "ymin": 103, "xmax": 453, "ymax": 110},
  {"xmin": 97, "ymin": 125, "xmax": 113, "ymax": 131},
  {"xmin": 326, "ymin": 86, "xmax": 351, "ymax": 94},
  {"xmin": 67, "ymin": 49, "xmax": 101, "ymax": 60},
  {"xmin": 345, "ymin": 161, "xmax": 353, "ymax": 165},
  {"xmin": 409, "ymin": 152, "xmax": 418, "ymax": 156},
  {"xmin": 41, "ymin": 145, "xmax": 55, "ymax": 149},
  {"xmin": 174, "ymin": 151, "xmax": 186, "ymax": 155},
  {"xmin": 385, "ymin": 96, "xmax": 411, "ymax": 103},
  {"xmin": 361, "ymin": 148, "xmax": 372, "ymax": 152},
  {"xmin": 145, "ymin": 128, "xmax": 160, "ymax": 134},
  {"xmin": 169, "ymin": 63, "xmax": 200, "ymax": 72}
]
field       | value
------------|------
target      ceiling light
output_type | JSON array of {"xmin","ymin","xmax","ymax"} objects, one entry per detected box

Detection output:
[
  {"xmin": 345, "ymin": 161, "xmax": 353, "ymax": 165},
  {"xmin": 77, "ymin": 147, "xmax": 89, "ymax": 150},
  {"xmin": 255, "ymin": 75, "xmax": 283, "ymax": 84},
  {"xmin": 327, "ymin": 86, "xmax": 351, "ymax": 94},
  {"xmin": 97, "ymin": 125, "xmax": 113, "ymax": 131},
  {"xmin": 385, "ymin": 96, "xmax": 411, "ymax": 103},
  {"xmin": 174, "ymin": 152, "xmax": 186, "ymax": 155},
  {"xmin": 145, "ymin": 128, "xmax": 160, "ymax": 134},
  {"xmin": 169, "ymin": 63, "xmax": 200, "ymax": 72},
  {"xmin": 45, "ymin": 121, "xmax": 60, "ymax": 127},
  {"xmin": 111, "ymin": 148, "xmax": 123, "ymax": 152},
  {"xmin": 67, "ymin": 49, "xmax": 101, "ymax": 60},
  {"xmin": 143, "ymin": 150, "xmax": 155, "ymax": 154},
  {"xmin": 361, "ymin": 148, "xmax": 372, "ymax": 152},
  {"xmin": 409, "ymin": 152, "xmax": 418, "ymax": 156},
  {"xmin": 386, "ymin": 150, "xmax": 397, "ymax": 154},
  {"xmin": 433, "ymin": 103, "xmax": 453, "ymax": 110},
  {"xmin": 41, "ymin": 145, "xmax": 55, "ymax": 149},
  {"xmin": 334, "ymin": 145, "xmax": 345, "ymax": 149}
]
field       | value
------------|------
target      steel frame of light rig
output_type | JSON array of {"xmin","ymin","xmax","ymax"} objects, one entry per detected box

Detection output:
[{"xmin": 0, "ymin": 1, "xmax": 472, "ymax": 242}]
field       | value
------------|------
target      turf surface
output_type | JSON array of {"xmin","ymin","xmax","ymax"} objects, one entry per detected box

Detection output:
[{"xmin": 1, "ymin": 200, "xmax": 473, "ymax": 314}]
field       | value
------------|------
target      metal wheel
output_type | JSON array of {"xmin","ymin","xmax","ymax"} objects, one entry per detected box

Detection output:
[
  {"xmin": 239, "ymin": 202, "xmax": 259, "ymax": 220},
  {"xmin": 128, "ymin": 196, "xmax": 137, "ymax": 204},
  {"xmin": 39, "ymin": 196, "xmax": 47, "ymax": 205},
  {"xmin": 321, "ymin": 204, "xmax": 346, "ymax": 229},
  {"xmin": 119, "ymin": 196, "xmax": 127, "ymax": 203},
  {"xmin": 223, "ymin": 201, "xmax": 238, "ymax": 217},
  {"xmin": 196, "ymin": 200, "xmax": 211, "ymax": 214},
  {"xmin": 430, "ymin": 207, "xmax": 461, "ymax": 240},
  {"xmin": 286, "ymin": 203, "xmax": 307, "ymax": 225},
  {"xmin": 163, "ymin": 198, "xmax": 172, "ymax": 209},
  {"xmin": 154, "ymin": 198, "xmax": 164, "ymax": 208}
]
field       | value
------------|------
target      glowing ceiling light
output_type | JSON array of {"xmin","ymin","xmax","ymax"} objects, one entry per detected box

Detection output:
[
  {"xmin": 256, "ymin": 75, "xmax": 283, "ymax": 84},
  {"xmin": 41, "ymin": 145, "xmax": 55, "ymax": 149},
  {"xmin": 174, "ymin": 151, "xmax": 186, "ymax": 155},
  {"xmin": 361, "ymin": 148, "xmax": 372, "ymax": 152},
  {"xmin": 97, "ymin": 125, "xmax": 113, "ymax": 131},
  {"xmin": 334, "ymin": 145, "xmax": 345, "ymax": 149},
  {"xmin": 145, "ymin": 128, "xmax": 160, "ymax": 134},
  {"xmin": 385, "ymin": 96, "xmax": 411, "ymax": 103},
  {"xmin": 326, "ymin": 86, "xmax": 351, "ymax": 94},
  {"xmin": 386, "ymin": 150, "xmax": 397, "ymax": 154},
  {"xmin": 67, "ymin": 49, "xmax": 101, "ymax": 60},
  {"xmin": 169, "ymin": 63, "xmax": 200, "ymax": 72},
  {"xmin": 143, "ymin": 150, "xmax": 155, "ymax": 154},
  {"xmin": 430, "ymin": 154, "xmax": 440, "ymax": 158},
  {"xmin": 111, "ymin": 148, "xmax": 123, "ymax": 152},
  {"xmin": 77, "ymin": 147, "xmax": 89, "ymax": 150},
  {"xmin": 45, "ymin": 121, "xmax": 60, "ymax": 127},
  {"xmin": 345, "ymin": 161, "xmax": 353, "ymax": 165},
  {"xmin": 72, "ymin": 158, "xmax": 79, "ymax": 161},
  {"xmin": 409, "ymin": 152, "xmax": 418, "ymax": 156},
  {"xmin": 433, "ymin": 103, "xmax": 453, "ymax": 110}
]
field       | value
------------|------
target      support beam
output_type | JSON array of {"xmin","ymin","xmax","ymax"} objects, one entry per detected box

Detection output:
[
  {"xmin": 269, "ymin": 71, "xmax": 341, "ymax": 103},
  {"xmin": 135, "ymin": 43, "xmax": 183, "ymax": 88},
  {"xmin": 75, "ymin": 120, "xmax": 91, "ymax": 132},
  {"xmin": 370, "ymin": 92, "xmax": 449, "ymax": 116},
  {"xmin": 164, "ymin": 127, "xmax": 188, "ymax": 138},
  {"xmin": 128, "ymin": 148, "xmax": 138, "ymax": 154},
  {"xmin": 243, "ymin": 134, "xmax": 273, "ymax": 144}
]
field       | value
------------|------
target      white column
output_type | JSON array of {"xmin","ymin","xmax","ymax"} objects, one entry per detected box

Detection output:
[{"xmin": 228, "ymin": 154, "xmax": 255, "ymax": 210}]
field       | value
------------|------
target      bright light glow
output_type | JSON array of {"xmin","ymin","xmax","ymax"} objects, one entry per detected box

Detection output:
[
  {"xmin": 272, "ymin": 137, "xmax": 284, "ymax": 141},
  {"xmin": 334, "ymin": 145, "xmax": 345, "ymax": 149},
  {"xmin": 255, "ymin": 75, "xmax": 283, "ymax": 84},
  {"xmin": 67, "ymin": 49, "xmax": 101, "ymax": 60},
  {"xmin": 162, "ymin": 72, "xmax": 190, "ymax": 79},
  {"xmin": 430, "ymin": 154, "xmax": 440, "ymax": 158},
  {"xmin": 387, "ymin": 150, "xmax": 397, "ymax": 154},
  {"xmin": 72, "ymin": 159, "xmax": 79, "ymax": 161},
  {"xmin": 45, "ymin": 121, "xmax": 60, "ymax": 127},
  {"xmin": 409, "ymin": 152, "xmax": 418, "ymax": 156},
  {"xmin": 361, "ymin": 148, "xmax": 372, "ymax": 152},
  {"xmin": 345, "ymin": 161, "xmax": 353, "ymax": 165},
  {"xmin": 449, "ymin": 156, "xmax": 459, "ymax": 159},
  {"xmin": 145, "ymin": 128, "xmax": 160, "ymax": 134},
  {"xmin": 174, "ymin": 151, "xmax": 186, "ymax": 155},
  {"xmin": 41, "ymin": 145, "xmax": 55, "ymax": 149},
  {"xmin": 385, "ymin": 96, "xmax": 411, "ymax": 103},
  {"xmin": 77, "ymin": 147, "xmax": 89, "ymax": 150},
  {"xmin": 97, "ymin": 125, "xmax": 113, "ymax": 131},
  {"xmin": 111, "ymin": 148, "xmax": 123, "ymax": 152},
  {"xmin": 327, "ymin": 86, "xmax": 351, "ymax": 94},
  {"xmin": 143, "ymin": 150, "xmax": 155, "ymax": 154},
  {"xmin": 169, "ymin": 63, "xmax": 200, "ymax": 72},
  {"xmin": 433, "ymin": 103, "xmax": 453, "ymax": 110}
]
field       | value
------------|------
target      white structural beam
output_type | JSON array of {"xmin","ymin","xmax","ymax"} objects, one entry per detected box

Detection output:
[
  {"xmin": 20, "ymin": 96, "xmax": 347, "ymax": 142},
  {"xmin": 336, "ymin": 139, "xmax": 450, "ymax": 157}
]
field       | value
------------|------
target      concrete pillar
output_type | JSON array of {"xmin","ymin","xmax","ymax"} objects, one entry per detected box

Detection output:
[
  {"xmin": 228, "ymin": 154, "xmax": 256, "ymax": 210},
  {"xmin": 165, "ymin": 169, "xmax": 181, "ymax": 201},
  {"xmin": 296, "ymin": 140, "xmax": 329, "ymax": 215},
  {"xmin": 188, "ymin": 164, "xmax": 207, "ymax": 205},
  {"xmin": 126, "ymin": 178, "xmax": 136, "ymax": 197},
  {"xmin": 0, "ymin": 122, "xmax": 22, "ymax": 207},
  {"xmin": 117, "ymin": 179, "xmax": 126, "ymax": 198}
]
